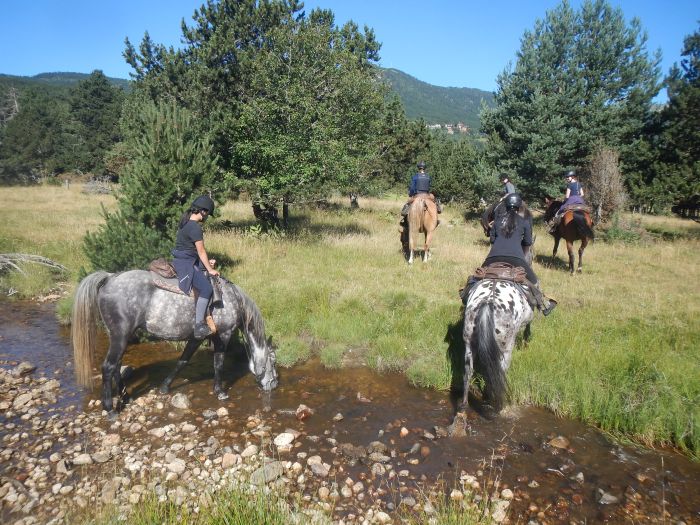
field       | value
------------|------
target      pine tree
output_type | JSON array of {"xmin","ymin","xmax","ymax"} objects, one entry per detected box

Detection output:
[
  {"xmin": 481, "ymin": 0, "xmax": 660, "ymax": 198},
  {"xmin": 68, "ymin": 70, "xmax": 124, "ymax": 174},
  {"xmin": 84, "ymin": 100, "xmax": 220, "ymax": 271}
]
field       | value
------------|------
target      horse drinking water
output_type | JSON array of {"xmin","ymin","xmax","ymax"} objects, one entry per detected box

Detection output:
[
  {"xmin": 451, "ymin": 278, "xmax": 534, "ymax": 432},
  {"xmin": 71, "ymin": 270, "xmax": 278, "ymax": 413}
]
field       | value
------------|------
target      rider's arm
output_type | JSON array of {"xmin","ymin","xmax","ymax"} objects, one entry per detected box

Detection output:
[{"xmin": 195, "ymin": 240, "xmax": 219, "ymax": 276}]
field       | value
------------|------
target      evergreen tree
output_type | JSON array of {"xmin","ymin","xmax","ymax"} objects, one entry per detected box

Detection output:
[
  {"xmin": 68, "ymin": 70, "xmax": 125, "ymax": 174},
  {"xmin": 481, "ymin": 0, "xmax": 660, "ymax": 199},
  {"xmin": 0, "ymin": 87, "xmax": 69, "ymax": 183},
  {"xmin": 123, "ymin": 0, "xmax": 386, "ymax": 221},
  {"xmin": 84, "ymin": 100, "xmax": 220, "ymax": 271}
]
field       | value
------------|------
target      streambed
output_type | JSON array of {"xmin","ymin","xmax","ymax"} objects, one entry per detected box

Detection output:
[{"xmin": 1, "ymin": 302, "xmax": 698, "ymax": 524}]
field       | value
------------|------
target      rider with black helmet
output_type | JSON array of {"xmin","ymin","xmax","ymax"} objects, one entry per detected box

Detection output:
[
  {"xmin": 477, "ymin": 193, "xmax": 556, "ymax": 315},
  {"xmin": 171, "ymin": 195, "xmax": 220, "ymax": 339},
  {"xmin": 400, "ymin": 160, "xmax": 442, "ymax": 221},
  {"xmin": 500, "ymin": 173, "xmax": 516, "ymax": 196}
]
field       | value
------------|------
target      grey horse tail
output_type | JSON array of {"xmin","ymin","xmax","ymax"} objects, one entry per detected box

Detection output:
[
  {"xmin": 71, "ymin": 271, "xmax": 111, "ymax": 387},
  {"xmin": 473, "ymin": 301, "xmax": 507, "ymax": 411}
]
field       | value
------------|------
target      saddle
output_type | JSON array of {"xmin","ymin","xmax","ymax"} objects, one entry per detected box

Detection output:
[
  {"xmin": 149, "ymin": 258, "xmax": 188, "ymax": 296},
  {"xmin": 459, "ymin": 262, "xmax": 539, "ymax": 309},
  {"xmin": 148, "ymin": 258, "xmax": 224, "ymax": 333}
]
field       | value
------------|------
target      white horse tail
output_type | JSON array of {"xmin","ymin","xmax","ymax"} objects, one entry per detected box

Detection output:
[
  {"xmin": 71, "ymin": 271, "xmax": 111, "ymax": 387},
  {"xmin": 473, "ymin": 302, "xmax": 507, "ymax": 410}
]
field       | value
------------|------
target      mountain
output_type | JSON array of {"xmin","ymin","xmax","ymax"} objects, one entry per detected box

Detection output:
[
  {"xmin": 0, "ymin": 72, "xmax": 130, "ymax": 91},
  {"xmin": 379, "ymin": 68, "xmax": 494, "ymax": 131},
  {"xmin": 1, "ymin": 70, "xmax": 492, "ymax": 129}
]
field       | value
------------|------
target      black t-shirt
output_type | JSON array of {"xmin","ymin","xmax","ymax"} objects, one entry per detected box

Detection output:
[
  {"xmin": 175, "ymin": 220, "xmax": 203, "ymax": 253},
  {"xmin": 487, "ymin": 213, "xmax": 532, "ymax": 259}
]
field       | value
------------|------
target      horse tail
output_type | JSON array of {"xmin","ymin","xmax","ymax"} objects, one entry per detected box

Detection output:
[
  {"xmin": 407, "ymin": 197, "xmax": 424, "ymax": 247},
  {"xmin": 573, "ymin": 211, "xmax": 595, "ymax": 242},
  {"xmin": 71, "ymin": 271, "xmax": 111, "ymax": 387},
  {"xmin": 473, "ymin": 301, "xmax": 507, "ymax": 410}
]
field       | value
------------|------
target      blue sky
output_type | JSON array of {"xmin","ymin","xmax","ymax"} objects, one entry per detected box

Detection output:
[{"xmin": 1, "ymin": 0, "xmax": 697, "ymax": 99}]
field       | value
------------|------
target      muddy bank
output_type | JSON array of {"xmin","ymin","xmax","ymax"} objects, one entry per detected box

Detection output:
[{"xmin": 1, "ymin": 302, "xmax": 698, "ymax": 524}]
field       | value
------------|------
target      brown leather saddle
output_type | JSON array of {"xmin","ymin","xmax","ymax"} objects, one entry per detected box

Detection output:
[{"xmin": 149, "ymin": 258, "xmax": 191, "ymax": 296}]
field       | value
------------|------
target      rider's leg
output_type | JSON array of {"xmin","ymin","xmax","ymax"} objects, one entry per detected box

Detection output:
[{"xmin": 192, "ymin": 271, "xmax": 214, "ymax": 338}]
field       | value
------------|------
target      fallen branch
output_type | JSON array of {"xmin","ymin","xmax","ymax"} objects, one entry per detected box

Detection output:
[{"xmin": 0, "ymin": 254, "xmax": 68, "ymax": 275}]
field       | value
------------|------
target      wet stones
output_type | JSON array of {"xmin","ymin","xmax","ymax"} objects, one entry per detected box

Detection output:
[{"xmin": 169, "ymin": 393, "xmax": 191, "ymax": 410}]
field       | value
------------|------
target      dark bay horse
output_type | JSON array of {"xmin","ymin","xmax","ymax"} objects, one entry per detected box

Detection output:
[
  {"xmin": 71, "ymin": 270, "xmax": 278, "ymax": 413},
  {"xmin": 543, "ymin": 198, "xmax": 595, "ymax": 273},
  {"xmin": 405, "ymin": 195, "xmax": 438, "ymax": 264},
  {"xmin": 450, "ymin": 279, "xmax": 534, "ymax": 432}
]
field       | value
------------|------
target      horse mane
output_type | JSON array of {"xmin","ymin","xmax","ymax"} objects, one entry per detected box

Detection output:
[
  {"xmin": 542, "ymin": 197, "xmax": 562, "ymax": 222},
  {"xmin": 229, "ymin": 283, "xmax": 266, "ymax": 343}
]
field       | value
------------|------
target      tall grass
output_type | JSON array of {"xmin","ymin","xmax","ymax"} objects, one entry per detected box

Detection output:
[{"xmin": 1, "ymin": 185, "xmax": 698, "ymax": 456}]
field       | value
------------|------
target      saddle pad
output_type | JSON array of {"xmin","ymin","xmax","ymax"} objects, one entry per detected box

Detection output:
[
  {"xmin": 472, "ymin": 263, "xmax": 527, "ymax": 283},
  {"xmin": 563, "ymin": 204, "xmax": 592, "ymax": 214},
  {"xmin": 150, "ymin": 272, "xmax": 193, "ymax": 296},
  {"xmin": 149, "ymin": 257, "xmax": 176, "ymax": 278}
]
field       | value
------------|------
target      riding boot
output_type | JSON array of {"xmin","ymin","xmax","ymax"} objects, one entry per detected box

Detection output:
[
  {"xmin": 194, "ymin": 296, "xmax": 213, "ymax": 339},
  {"xmin": 529, "ymin": 281, "xmax": 557, "ymax": 316}
]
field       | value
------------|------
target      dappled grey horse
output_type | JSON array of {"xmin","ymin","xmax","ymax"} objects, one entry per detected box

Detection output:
[
  {"xmin": 453, "ymin": 279, "xmax": 533, "ymax": 425},
  {"xmin": 71, "ymin": 270, "xmax": 278, "ymax": 413}
]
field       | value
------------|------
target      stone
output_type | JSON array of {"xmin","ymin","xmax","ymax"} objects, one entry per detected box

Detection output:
[
  {"xmin": 273, "ymin": 433, "xmax": 295, "ymax": 447},
  {"xmin": 221, "ymin": 453, "xmax": 236, "ymax": 469},
  {"xmin": 12, "ymin": 393, "xmax": 33, "ymax": 410},
  {"xmin": 72, "ymin": 454, "xmax": 92, "ymax": 465},
  {"xmin": 491, "ymin": 500, "xmax": 510, "ymax": 523},
  {"xmin": 101, "ymin": 478, "xmax": 121, "ymax": 504},
  {"xmin": 216, "ymin": 407, "xmax": 229, "ymax": 417},
  {"xmin": 250, "ymin": 461, "xmax": 285, "ymax": 485},
  {"xmin": 548, "ymin": 436, "xmax": 570, "ymax": 449},
  {"xmin": 332, "ymin": 413, "xmax": 344, "ymax": 422},
  {"xmin": 170, "ymin": 393, "xmax": 191, "ymax": 410},
  {"xmin": 92, "ymin": 452, "xmax": 110, "ymax": 464},
  {"xmin": 167, "ymin": 459, "xmax": 186, "ymax": 474},
  {"xmin": 310, "ymin": 462, "xmax": 330, "ymax": 477},
  {"xmin": 400, "ymin": 427, "xmax": 409, "ymax": 437},
  {"xmin": 598, "ymin": 490, "xmax": 619, "ymax": 505},
  {"xmin": 241, "ymin": 445, "xmax": 258, "ymax": 458},
  {"xmin": 375, "ymin": 511, "xmax": 391, "ymax": 524},
  {"xmin": 295, "ymin": 404, "xmax": 314, "ymax": 420},
  {"xmin": 500, "ymin": 488, "xmax": 514, "ymax": 500},
  {"xmin": 12, "ymin": 362, "xmax": 37, "ymax": 377},
  {"xmin": 102, "ymin": 434, "xmax": 121, "ymax": 447}
]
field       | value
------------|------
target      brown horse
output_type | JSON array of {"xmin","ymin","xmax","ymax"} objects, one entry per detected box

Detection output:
[
  {"xmin": 405, "ymin": 195, "xmax": 438, "ymax": 263},
  {"xmin": 543, "ymin": 198, "xmax": 594, "ymax": 273}
]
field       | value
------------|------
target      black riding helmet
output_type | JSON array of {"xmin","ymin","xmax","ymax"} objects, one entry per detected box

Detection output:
[
  {"xmin": 563, "ymin": 169, "xmax": 576, "ymax": 178},
  {"xmin": 192, "ymin": 195, "xmax": 215, "ymax": 214},
  {"xmin": 500, "ymin": 172, "xmax": 510, "ymax": 181},
  {"xmin": 417, "ymin": 161, "xmax": 426, "ymax": 169},
  {"xmin": 504, "ymin": 192, "xmax": 523, "ymax": 210}
]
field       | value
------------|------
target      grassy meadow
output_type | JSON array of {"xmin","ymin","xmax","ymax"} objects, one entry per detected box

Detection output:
[{"xmin": 1, "ymin": 184, "xmax": 698, "ymax": 457}]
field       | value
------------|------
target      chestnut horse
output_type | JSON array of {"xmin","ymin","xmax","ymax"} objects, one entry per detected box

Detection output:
[
  {"xmin": 405, "ymin": 195, "xmax": 438, "ymax": 264},
  {"xmin": 543, "ymin": 198, "xmax": 594, "ymax": 273}
]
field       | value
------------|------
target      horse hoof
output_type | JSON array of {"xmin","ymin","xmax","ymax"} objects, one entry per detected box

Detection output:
[
  {"xmin": 217, "ymin": 392, "xmax": 229, "ymax": 401},
  {"xmin": 159, "ymin": 385, "xmax": 170, "ymax": 395},
  {"xmin": 447, "ymin": 413, "xmax": 468, "ymax": 437}
]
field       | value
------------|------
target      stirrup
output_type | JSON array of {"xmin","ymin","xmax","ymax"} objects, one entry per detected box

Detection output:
[{"xmin": 541, "ymin": 299, "xmax": 557, "ymax": 317}]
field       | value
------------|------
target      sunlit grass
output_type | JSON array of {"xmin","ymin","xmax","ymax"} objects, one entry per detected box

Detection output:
[{"xmin": 1, "ymin": 184, "xmax": 698, "ymax": 455}]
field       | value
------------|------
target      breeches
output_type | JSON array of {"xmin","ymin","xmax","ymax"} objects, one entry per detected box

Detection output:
[{"xmin": 192, "ymin": 268, "xmax": 213, "ymax": 299}]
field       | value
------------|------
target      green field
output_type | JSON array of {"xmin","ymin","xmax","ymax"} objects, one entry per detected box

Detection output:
[{"xmin": 1, "ymin": 184, "xmax": 698, "ymax": 457}]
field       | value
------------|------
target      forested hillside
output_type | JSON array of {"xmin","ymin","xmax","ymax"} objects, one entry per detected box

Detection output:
[{"xmin": 380, "ymin": 68, "xmax": 494, "ymax": 129}]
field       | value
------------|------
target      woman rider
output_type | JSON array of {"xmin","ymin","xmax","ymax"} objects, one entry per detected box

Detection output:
[
  {"xmin": 172, "ymin": 195, "xmax": 220, "ymax": 339},
  {"xmin": 558, "ymin": 169, "xmax": 585, "ymax": 214},
  {"xmin": 482, "ymin": 193, "xmax": 556, "ymax": 316}
]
